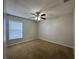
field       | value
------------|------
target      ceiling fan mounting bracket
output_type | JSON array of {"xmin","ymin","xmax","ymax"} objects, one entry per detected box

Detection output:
[{"xmin": 36, "ymin": 11, "xmax": 41, "ymax": 17}]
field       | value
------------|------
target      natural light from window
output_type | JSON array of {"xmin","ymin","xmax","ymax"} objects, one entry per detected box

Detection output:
[{"xmin": 9, "ymin": 20, "xmax": 23, "ymax": 40}]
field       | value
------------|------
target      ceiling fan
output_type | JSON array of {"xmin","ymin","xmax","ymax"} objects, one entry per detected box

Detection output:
[
  {"xmin": 30, "ymin": 11, "xmax": 46, "ymax": 21},
  {"xmin": 28, "ymin": 0, "xmax": 69, "ymax": 21}
]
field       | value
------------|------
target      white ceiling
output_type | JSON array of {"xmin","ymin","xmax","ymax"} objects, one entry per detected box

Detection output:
[{"xmin": 5, "ymin": 0, "xmax": 74, "ymax": 20}]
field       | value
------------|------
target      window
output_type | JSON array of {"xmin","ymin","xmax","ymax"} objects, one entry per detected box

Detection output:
[{"xmin": 9, "ymin": 20, "xmax": 23, "ymax": 40}]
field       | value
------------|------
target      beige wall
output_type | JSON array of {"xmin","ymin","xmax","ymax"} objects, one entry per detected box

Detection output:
[
  {"xmin": 38, "ymin": 13, "xmax": 74, "ymax": 48},
  {"xmin": 7, "ymin": 14, "xmax": 38, "ymax": 44},
  {"xmin": 23, "ymin": 18, "xmax": 38, "ymax": 41}
]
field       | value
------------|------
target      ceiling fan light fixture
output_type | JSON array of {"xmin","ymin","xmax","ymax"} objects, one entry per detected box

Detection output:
[
  {"xmin": 35, "ymin": 17, "xmax": 37, "ymax": 20},
  {"xmin": 35, "ymin": 16, "xmax": 41, "ymax": 21}
]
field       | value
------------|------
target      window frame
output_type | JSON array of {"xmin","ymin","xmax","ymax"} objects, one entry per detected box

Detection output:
[
  {"xmin": 8, "ymin": 20, "xmax": 24, "ymax": 40},
  {"xmin": 9, "ymin": 20, "xmax": 23, "ymax": 40},
  {"xmin": 6, "ymin": 14, "xmax": 24, "ymax": 44}
]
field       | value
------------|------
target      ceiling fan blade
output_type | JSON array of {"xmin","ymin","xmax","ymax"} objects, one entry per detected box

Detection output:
[
  {"xmin": 30, "ymin": 13, "xmax": 37, "ymax": 16},
  {"xmin": 27, "ymin": 17, "xmax": 35, "ymax": 19},
  {"xmin": 41, "ymin": 14, "xmax": 46, "ymax": 16},
  {"xmin": 41, "ymin": 17, "xmax": 46, "ymax": 20}
]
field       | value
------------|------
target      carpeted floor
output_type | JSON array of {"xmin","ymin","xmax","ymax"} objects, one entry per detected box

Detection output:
[{"xmin": 7, "ymin": 39, "xmax": 74, "ymax": 59}]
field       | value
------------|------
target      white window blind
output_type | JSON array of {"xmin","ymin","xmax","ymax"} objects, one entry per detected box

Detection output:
[{"xmin": 9, "ymin": 20, "xmax": 23, "ymax": 40}]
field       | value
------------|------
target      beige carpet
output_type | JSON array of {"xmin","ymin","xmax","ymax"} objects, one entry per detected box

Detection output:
[{"xmin": 7, "ymin": 39, "xmax": 74, "ymax": 59}]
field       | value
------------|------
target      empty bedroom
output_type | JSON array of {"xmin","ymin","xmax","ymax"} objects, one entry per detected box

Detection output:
[{"xmin": 4, "ymin": 0, "xmax": 74, "ymax": 59}]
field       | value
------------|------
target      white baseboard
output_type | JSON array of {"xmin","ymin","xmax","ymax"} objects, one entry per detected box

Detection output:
[
  {"xmin": 7, "ymin": 37, "xmax": 74, "ymax": 49},
  {"xmin": 38, "ymin": 37, "xmax": 74, "ymax": 49},
  {"xmin": 7, "ymin": 39, "xmax": 36, "ymax": 47}
]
